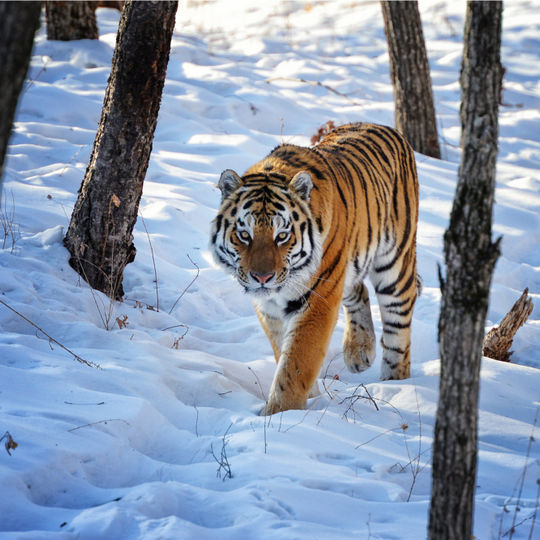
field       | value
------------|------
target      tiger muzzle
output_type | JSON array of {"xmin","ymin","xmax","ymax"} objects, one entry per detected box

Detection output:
[{"xmin": 250, "ymin": 271, "xmax": 275, "ymax": 284}]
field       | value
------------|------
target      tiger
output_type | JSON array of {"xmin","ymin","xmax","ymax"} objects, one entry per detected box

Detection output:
[{"xmin": 210, "ymin": 122, "xmax": 419, "ymax": 415}]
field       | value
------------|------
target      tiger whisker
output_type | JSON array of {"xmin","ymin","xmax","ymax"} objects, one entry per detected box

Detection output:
[
  {"xmin": 288, "ymin": 277, "xmax": 329, "ymax": 306},
  {"xmin": 310, "ymin": 274, "xmax": 336, "ymax": 284}
]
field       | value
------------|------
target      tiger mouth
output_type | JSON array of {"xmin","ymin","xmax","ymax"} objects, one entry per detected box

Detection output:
[
  {"xmin": 246, "ymin": 285, "xmax": 281, "ymax": 295},
  {"xmin": 242, "ymin": 282, "xmax": 283, "ymax": 296}
]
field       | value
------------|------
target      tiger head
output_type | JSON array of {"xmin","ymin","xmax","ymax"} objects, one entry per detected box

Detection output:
[{"xmin": 210, "ymin": 168, "xmax": 321, "ymax": 298}]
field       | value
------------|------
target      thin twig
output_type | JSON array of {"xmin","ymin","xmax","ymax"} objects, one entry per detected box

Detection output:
[
  {"xmin": 194, "ymin": 404, "xmax": 199, "ymax": 438},
  {"xmin": 247, "ymin": 366, "xmax": 267, "ymax": 402},
  {"xmin": 338, "ymin": 383, "xmax": 380, "ymax": 419},
  {"xmin": 1, "ymin": 190, "xmax": 20, "ymax": 252},
  {"xmin": 23, "ymin": 56, "xmax": 49, "ymax": 93},
  {"xmin": 506, "ymin": 407, "xmax": 539, "ymax": 539},
  {"xmin": 265, "ymin": 76, "xmax": 362, "ymax": 105},
  {"xmin": 0, "ymin": 298, "xmax": 99, "ymax": 368},
  {"xmin": 64, "ymin": 401, "xmax": 105, "ymax": 406},
  {"xmin": 161, "ymin": 323, "xmax": 189, "ymax": 333},
  {"xmin": 211, "ymin": 423, "xmax": 233, "ymax": 480},
  {"xmin": 68, "ymin": 419, "xmax": 130, "ymax": 432},
  {"xmin": 139, "ymin": 212, "xmax": 159, "ymax": 312},
  {"xmin": 404, "ymin": 387, "xmax": 425, "ymax": 502},
  {"xmin": 527, "ymin": 478, "xmax": 540, "ymax": 540},
  {"xmin": 168, "ymin": 254, "xmax": 200, "ymax": 315},
  {"xmin": 248, "ymin": 366, "xmax": 268, "ymax": 453},
  {"xmin": 75, "ymin": 254, "xmax": 120, "ymax": 330},
  {"xmin": 58, "ymin": 145, "xmax": 88, "ymax": 177}
]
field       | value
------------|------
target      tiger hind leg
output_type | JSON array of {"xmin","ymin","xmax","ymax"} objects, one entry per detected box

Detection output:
[{"xmin": 342, "ymin": 282, "xmax": 376, "ymax": 373}]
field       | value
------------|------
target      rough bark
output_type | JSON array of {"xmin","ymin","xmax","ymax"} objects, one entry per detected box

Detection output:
[
  {"xmin": 381, "ymin": 0, "xmax": 441, "ymax": 159},
  {"xmin": 96, "ymin": 1, "xmax": 124, "ymax": 10},
  {"xmin": 483, "ymin": 288, "xmax": 533, "ymax": 362},
  {"xmin": 46, "ymin": 1, "xmax": 98, "ymax": 41},
  {"xmin": 428, "ymin": 2, "xmax": 503, "ymax": 540},
  {"xmin": 64, "ymin": 0, "xmax": 178, "ymax": 299},
  {"xmin": 0, "ymin": 2, "xmax": 42, "ymax": 201}
]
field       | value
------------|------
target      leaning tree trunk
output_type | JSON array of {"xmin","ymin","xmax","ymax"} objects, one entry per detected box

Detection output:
[
  {"xmin": 0, "ymin": 1, "xmax": 42, "ymax": 202},
  {"xmin": 428, "ymin": 2, "xmax": 503, "ymax": 539},
  {"xmin": 381, "ymin": 0, "xmax": 441, "ymax": 159},
  {"xmin": 46, "ymin": 1, "xmax": 98, "ymax": 41},
  {"xmin": 64, "ymin": 0, "xmax": 178, "ymax": 299}
]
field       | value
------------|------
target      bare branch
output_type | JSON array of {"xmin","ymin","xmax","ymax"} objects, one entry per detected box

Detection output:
[{"xmin": 0, "ymin": 298, "xmax": 99, "ymax": 368}]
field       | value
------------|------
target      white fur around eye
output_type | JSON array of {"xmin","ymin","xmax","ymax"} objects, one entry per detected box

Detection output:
[
  {"xmin": 275, "ymin": 230, "xmax": 290, "ymax": 244},
  {"xmin": 236, "ymin": 230, "xmax": 251, "ymax": 244}
]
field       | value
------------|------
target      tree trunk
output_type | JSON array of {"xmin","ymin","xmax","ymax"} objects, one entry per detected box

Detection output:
[
  {"xmin": 381, "ymin": 0, "xmax": 441, "ymax": 159},
  {"xmin": 428, "ymin": 2, "xmax": 503, "ymax": 540},
  {"xmin": 64, "ymin": 0, "xmax": 178, "ymax": 299},
  {"xmin": 46, "ymin": 1, "xmax": 98, "ymax": 41},
  {"xmin": 0, "ymin": 2, "xmax": 42, "ymax": 201}
]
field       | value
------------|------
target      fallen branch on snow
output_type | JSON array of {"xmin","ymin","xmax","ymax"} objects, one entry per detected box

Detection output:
[{"xmin": 483, "ymin": 288, "xmax": 533, "ymax": 362}]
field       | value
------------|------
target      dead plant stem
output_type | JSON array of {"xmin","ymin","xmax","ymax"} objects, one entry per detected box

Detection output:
[{"xmin": 0, "ymin": 298, "xmax": 99, "ymax": 368}]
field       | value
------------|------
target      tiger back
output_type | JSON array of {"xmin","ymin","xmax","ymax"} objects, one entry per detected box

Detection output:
[{"xmin": 210, "ymin": 123, "xmax": 419, "ymax": 415}]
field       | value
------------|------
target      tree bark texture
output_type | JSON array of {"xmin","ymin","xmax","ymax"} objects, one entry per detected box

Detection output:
[
  {"xmin": 46, "ymin": 1, "xmax": 98, "ymax": 41},
  {"xmin": 381, "ymin": 0, "xmax": 441, "ymax": 159},
  {"xmin": 428, "ymin": 2, "xmax": 503, "ymax": 540},
  {"xmin": 0, "ymin": 2, "xmax": 42, "ymax": 200},
  {"xmin": 64, "ymin": 0, "xmax": 178, "ymax": 299}
]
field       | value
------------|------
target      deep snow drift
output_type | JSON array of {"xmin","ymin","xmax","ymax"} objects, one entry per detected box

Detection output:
[{"xmin": 0, "ymin": 1, "xmax": 539, "ymax": 539}]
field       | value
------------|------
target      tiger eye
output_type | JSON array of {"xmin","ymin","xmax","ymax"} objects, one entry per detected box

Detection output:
[{"xmin": 237, "ymin": 230, "xmax": 251, "ymax": 242}]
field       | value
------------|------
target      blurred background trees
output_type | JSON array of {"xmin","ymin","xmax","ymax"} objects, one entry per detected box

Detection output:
[
  {"xmin": 0, "ymin": 2, "xmax": 42, "ymax": 204},
  {"xmin": 381, "ymin": 0, "xmax": 441, "ymax": 159},
  {"xmin": 45, "ymin": 1, "xmax": 98, "ymax": 41}
]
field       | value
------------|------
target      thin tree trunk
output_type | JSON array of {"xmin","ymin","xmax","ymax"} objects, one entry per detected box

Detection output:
[
  {"xmin": 0, "ymin": 2, "xmax": 42, "ymax": 201},
  {"xmin": 428, "ymin": 2, "xmax": 503, "ymax": 539},
  {"xmin": 381, "ymin": 0, "xmax": 441, "ymax": 159},
  {"xmin": 46, "ymin": 1, "xmax": 98, "ymax": 41},
  {"xmin": 64, "ymin": 0, "xmax": 178, "ymax": 299}
]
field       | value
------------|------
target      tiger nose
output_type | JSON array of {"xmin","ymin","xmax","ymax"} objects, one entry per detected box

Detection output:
[{"xmin": 250, "ymin": 271, "xmax": 275, "ymax": 284}]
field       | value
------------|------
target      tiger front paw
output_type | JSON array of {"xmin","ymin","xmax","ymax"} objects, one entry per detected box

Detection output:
[
  {"xmin": 259, "ymin": 390, "xmax": 307, "ymax": 416},
  {"xmin": 259, "ymin": 400, "xmax": 281, "ymax": 416}
]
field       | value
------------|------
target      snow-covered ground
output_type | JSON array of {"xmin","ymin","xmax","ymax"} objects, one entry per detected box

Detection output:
[{"xmin": 1, "ymin": 1, "xmax": 539, "ymax": 538}]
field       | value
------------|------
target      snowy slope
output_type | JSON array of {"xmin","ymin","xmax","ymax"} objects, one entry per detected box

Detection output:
[{"xmin": 0, "ymin": 1, "xmax": 539, "ymax": 539}]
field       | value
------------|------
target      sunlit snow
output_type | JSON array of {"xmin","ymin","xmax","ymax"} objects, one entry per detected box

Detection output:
[{"xmin": 0, "ymin": 1, "xmax": 538, "ymax": 539}]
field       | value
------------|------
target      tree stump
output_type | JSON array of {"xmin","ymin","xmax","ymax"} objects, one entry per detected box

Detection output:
[{"xmin": 483, "ymin": 288, "xmax": 533, "ymax": 362}]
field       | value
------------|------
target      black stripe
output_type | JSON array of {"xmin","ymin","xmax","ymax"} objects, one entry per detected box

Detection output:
[
  {"xmin": 285, "ymin": 291, "xmax": 312, "ymax": 315},
  {"xmin": 384, "ymin": 320, "xmax": 411, "ymax": 330},
  {"xmin": 313, "ymin": 146, "xmax": 348, "ymax": 209}
]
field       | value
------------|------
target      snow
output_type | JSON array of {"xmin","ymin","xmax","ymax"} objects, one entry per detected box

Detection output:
[{"xmin": 1, "ymin": 1, "xmax": 539, "ymax": 538}]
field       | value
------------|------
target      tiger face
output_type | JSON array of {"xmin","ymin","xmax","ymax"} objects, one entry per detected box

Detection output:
[{"xmin": 210, "ymin": 169, "xmax": 321, "ymax": 298}]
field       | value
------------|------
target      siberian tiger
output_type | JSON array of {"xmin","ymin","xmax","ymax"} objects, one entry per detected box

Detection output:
[{"xmin": 210, "ymin": 123, "xmax": 419, "ymax": 415}]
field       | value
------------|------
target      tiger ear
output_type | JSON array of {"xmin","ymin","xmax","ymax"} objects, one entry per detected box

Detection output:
[
  {"xmin": 289, "ymin": 171, "xmax": 313, "ymax": 201},
  {"xmin": 218, "ymin": 169, "xmax": 242, "ymax": 200}
]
